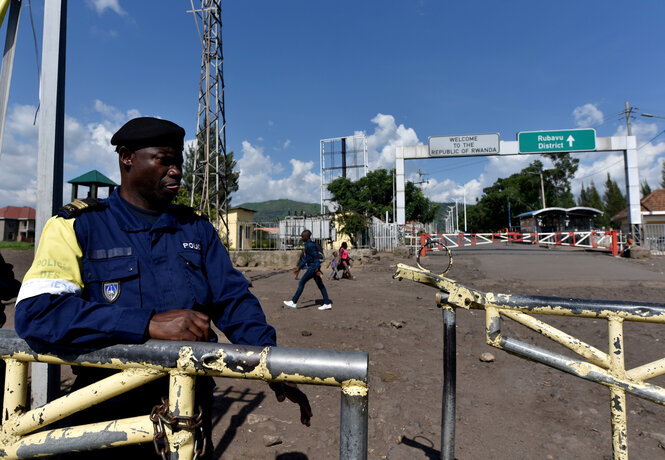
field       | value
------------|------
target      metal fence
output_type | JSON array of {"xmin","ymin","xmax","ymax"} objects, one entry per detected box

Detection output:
[
  {"xmin": 395, "ymin": 262, "xmax": 665, "ymax": 460},
  {"xmin": 0, "ymin": 330, "xmax": 368, "ymax": 459},
  {"xmin": 234, "ymin": 216, "xmax": 336, "ymax": 251},
  {"xmin": 369, "ymin": 221, "xmax": 399, "ymax": 252},
  {"xmin": 642, "ymin": 224, "xmax": 665, "ymax": 255}
]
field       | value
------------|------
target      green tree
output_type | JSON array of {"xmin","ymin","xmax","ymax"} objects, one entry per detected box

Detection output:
[
  {"xmin": 543, "ymin": 153, "xmax": 579, "ymax": 207},
  {"xmin": 661, "ymin": 159, "xmax": 665, "ymax": 189},
  {"xmin": 579, "ymin": 181, "xmax": 608, "ymax": 228},
  {"xmin": 603, "ymin": 173, "xmax": 626, "ymax": 229},
  {"xmin": 467, "ymin": 155, "xmax": 580, "ymax": 232},
  {"xmin": 182, "ymin": 130, "xmax": 239, "ymax": 213},
  {"xmin": 641, "ymin": 179, "xmax": 652, "ymax": 198},
  {"xmin": 467, "ymin": 160, "xmax": 545, "ymax": 231},
  {"xmin": 578, "ymin": 182, "xmax": 588, "ymax": 207},
  {"xmin": 327, "ymin": 168, "xmax": 439, "ymax": 243}
]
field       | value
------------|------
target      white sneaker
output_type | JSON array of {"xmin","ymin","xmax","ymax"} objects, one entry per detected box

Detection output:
[
  {"xmin": 283, "ymin": 300, "xmax": 297, "ymax": 308},
  {"xmin": 318, "ymin": 304, "xmax": 332, "ymax": 311}
]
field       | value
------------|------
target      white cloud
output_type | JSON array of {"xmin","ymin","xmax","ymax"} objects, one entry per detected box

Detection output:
[
  {"xmin": 229, "ymin": 111, "xmax": 665, "ymax": 213},
  {"xmin": 85, "ymin": 0, "xmax": 126, "ymax": 16},
  {"xmin": 573, "ymin": 103, "xmax": 604, "ymax": 128},
  {"xmin": 234, "ymin": 141, "xmax": 319, "ymax": 205},
  {"xmin": 359, "ymin": 113, "xmax": 421, "ymax": 170},
  {"xmin": 0, "ymin": 101, "xmax": 143, "ymax": 208},
  {"xmin": 0, "ymin": 105, "xmax": 41, "ymax": 207},
  {"xmin": 283, "ymin": 139, "xmax": 291, "ymax": 149}
]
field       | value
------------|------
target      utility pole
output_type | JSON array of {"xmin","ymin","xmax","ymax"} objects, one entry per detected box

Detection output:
[
  {"xmin": 455, "ymin": 199, "xmax": 459, "ymax": 233},
  {"xmin": 415, "ymin": 169, "xmax": 429, "ymax": 190},
  {"xmin": 622, "ymin": 100, "xmax": 636, "ymax": 136},
  {"xmin": 539, "ymin": 171, "xmax": 546, "ymax": 209}
]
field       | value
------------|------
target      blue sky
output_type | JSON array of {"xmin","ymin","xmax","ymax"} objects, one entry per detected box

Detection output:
[{"xmin": 1, "ymin": 0, "xmax": 665, "ymax": 210}]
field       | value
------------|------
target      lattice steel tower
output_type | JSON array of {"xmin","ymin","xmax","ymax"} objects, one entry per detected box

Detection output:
[{"xmin": 189, "ymin": 0, "xmax": 228, "ymax": 240}]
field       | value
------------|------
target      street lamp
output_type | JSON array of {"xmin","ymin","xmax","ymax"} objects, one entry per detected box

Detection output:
[{"xmin": 641, "ymin": 113, "xmax": 665, "ymax": 119}]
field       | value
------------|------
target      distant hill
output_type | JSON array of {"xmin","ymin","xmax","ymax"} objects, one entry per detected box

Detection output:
[
  {"xmin": 235, "ymin": 199, "xmax": 320, "ymax": 223},
  {"xmin": 236, "ymin": 199, "xmax": 455, "ymax": 224}
]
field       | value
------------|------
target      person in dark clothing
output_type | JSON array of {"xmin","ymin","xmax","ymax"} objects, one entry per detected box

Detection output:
[
  {"xmin": 0, "ymin": 253, "xmax": 21, "ymax": 304},
  {"xmin": 0, "ymin": 251, "xmax": 21, "ymax": 423},
  {"xmin": 283, "ymin": 230, "xmax": 332, "ymax": 311},
  {"xmin": 15, "ymin": 117, "xmax": 311, "ymax": 458}
]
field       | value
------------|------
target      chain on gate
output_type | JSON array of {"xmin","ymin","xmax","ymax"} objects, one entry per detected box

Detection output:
[{"xmin": 150, "ymin": 397, "xmax": 207, "ymax": 459}]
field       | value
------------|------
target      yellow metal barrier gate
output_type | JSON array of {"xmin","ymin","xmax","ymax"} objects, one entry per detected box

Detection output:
[
  {"xmin": 0, "ymin": 331, "xmax": 368, "ymax": 459},
  {"xmin": 394, "ymin": 262, "xmax": 665, "ymax": 460}
]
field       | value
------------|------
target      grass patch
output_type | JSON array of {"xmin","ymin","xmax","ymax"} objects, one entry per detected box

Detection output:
[{"xmin": 0, "ymin": 241, "xmax": 34, "ymax": 250}]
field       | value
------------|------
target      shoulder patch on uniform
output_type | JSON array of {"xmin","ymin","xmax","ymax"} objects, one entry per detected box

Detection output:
[
  {"xmin": 170, "ymin": 204, "xmax": 209, "ymax": 221},
  {"xmin": 58, "ymin": 198, "xmax": 106, "ymax": 218}
]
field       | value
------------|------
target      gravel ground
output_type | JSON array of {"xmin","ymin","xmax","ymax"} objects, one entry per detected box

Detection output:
[{"xmin": 2, "ymin": 244, "xmax": 665, "ymax": 459}]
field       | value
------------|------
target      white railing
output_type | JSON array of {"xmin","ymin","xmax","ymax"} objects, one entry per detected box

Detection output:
[{"xmin": 420, "ymin": 231, "xmax": 618, "ymax": 254}]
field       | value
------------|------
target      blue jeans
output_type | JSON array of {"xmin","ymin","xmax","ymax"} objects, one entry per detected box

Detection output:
[{"xmin": 293, "ymin": 267, "xmax": 330, "ymax": 304}]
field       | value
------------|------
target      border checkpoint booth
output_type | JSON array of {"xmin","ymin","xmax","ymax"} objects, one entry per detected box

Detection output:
[{"xmin": 516, "ymin": 206, "xmax": 603, "ymax": 233}]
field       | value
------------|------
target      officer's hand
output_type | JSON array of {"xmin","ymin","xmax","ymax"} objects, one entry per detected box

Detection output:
[
  {"xmin": 148, "ymin": 310, "xmax": 211, "ymax": 342},
  {"xmin": 269, "ymin": 382, "xmax": 312, "ymax": 427}
]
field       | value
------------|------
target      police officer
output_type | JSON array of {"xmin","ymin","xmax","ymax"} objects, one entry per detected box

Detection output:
[{"xmin": 15, "ymin": 117, "xmax": 312, "ymax": 457}]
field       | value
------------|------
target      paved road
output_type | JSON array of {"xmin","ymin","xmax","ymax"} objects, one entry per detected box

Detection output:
[{"xmin": 450, "ymin": 243, "xmax": 665, "ymax": 281}]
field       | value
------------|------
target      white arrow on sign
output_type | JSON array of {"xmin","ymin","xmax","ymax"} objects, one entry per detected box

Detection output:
[{"xmin": 566, "ymin": 135, "xmax": 575, "ymax": 147}]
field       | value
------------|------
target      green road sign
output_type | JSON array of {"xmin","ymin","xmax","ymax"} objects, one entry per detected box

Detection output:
[{"xmin": 518, "ymin": 128, "xmax": 596, "ymax": 153}]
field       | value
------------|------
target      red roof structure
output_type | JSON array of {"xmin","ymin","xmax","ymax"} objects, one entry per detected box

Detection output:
[
  {"xmin": 0, "ymin": 206, "xmax": 36, "ymax": 220},
  {"xmin": 612, "ymin": 189, "xmax": 665, "ymax": 220}
]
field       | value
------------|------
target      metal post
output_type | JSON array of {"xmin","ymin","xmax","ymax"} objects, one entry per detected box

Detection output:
[
  {"xmin": 610, "ymin": 387, "xmax": 628, "ymax": 460},
  {"xmin": 169, "ymin": 373, "xmax": 196, "ymax": 460},
  {"xmin": 340, "ymin": 391, "xmax": 368, "ymax": 460},
  {"xmin": 623, "ymin": 137, "xmax": 641, "ymax": 243},
  {"xmin": 3, "ymin": 359, "xmax": 27, "ymax": 421},
  {"xmin": 34, "ymin": 0, "xmax": 67, "ymax": 409},
  {"xmin": 0, "ymin": 0, "xmax": 22, "ymax": 159},
  {"xmin": 463, "ymin": 188, "xmax": 467, "ymax": 232},
  {"xmin": 441, "ymin": 305, "xmax": 456, "ymax": 460},
  {"xmin": 395, "ymin": 146, "xmax": 406, "ymax": 225},
  {"xmin": 609, "ymin": 317, "xmax": 628, "ymax": 459}
]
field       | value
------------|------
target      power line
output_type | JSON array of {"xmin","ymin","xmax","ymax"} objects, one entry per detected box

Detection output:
[
  {"xmin": 570, "ymin": 157, "xmax": 624, "ymax": 183},
  {"xmin": 637, "ymin": 129, "xmax": 665, "ymax": 151},
  {"xmin": 414, "ymin": 169, "xmax": 429, "ymax": 190}
]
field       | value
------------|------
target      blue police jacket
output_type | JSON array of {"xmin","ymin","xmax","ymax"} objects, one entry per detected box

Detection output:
[
  {"xmin": 15, "ymin": 189, "xmax": 277, "ymax": 347},
  {"xmin": 297, "ymin": 240, "xmax": 320, "ymax": 270}
]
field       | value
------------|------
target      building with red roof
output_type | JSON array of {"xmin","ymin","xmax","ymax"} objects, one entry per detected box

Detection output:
[
  {"xmin": 0, "ymin": 206, "xmax": 36, "ymax": 242},
  {"xmin": 612, "ymin": 189, "xmax": 665, "ymax": 233}
]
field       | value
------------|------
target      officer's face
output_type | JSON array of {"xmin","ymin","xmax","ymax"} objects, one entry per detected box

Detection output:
[{"xmin": 124, "ymin": 146, "xmax": 183, "ymax": 209}]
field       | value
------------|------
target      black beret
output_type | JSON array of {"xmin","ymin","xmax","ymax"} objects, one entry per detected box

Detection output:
[{"xmin": 111, "ymin": 117, "xmax": 185, "ymax": 151}]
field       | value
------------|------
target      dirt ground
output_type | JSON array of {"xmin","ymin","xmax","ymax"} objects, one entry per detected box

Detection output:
[{"xmin": 3, "ymin": 244, "xmax": 665, "ymax": 459}]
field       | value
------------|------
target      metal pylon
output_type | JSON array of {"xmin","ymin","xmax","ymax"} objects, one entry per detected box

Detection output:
[{"xmin": 189, "ymin": 0, "xmax": 228, "ymax": 243}]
